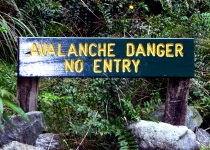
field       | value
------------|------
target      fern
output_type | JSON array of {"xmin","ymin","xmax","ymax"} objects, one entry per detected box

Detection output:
[
  {"xmin": 116, "ymin": 128, "xmax": 138, "ymax": 150},
  {"xmin": 94, "ymin": 0, "xmax": 112, "ymax": 29}
]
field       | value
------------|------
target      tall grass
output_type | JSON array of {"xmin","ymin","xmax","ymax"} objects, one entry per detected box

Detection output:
[{"xmin": 0, "ymin": 0, "xmax": 37, "ymax": 63}]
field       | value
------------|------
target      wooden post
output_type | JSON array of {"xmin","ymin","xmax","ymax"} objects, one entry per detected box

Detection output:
[
  {"xmin": 17, "ymin": 77, "xmax": 39, "ymax": 112},
  {"xmin": 164, "ymin": 78, "xmax": 190, "ymax": 125}
]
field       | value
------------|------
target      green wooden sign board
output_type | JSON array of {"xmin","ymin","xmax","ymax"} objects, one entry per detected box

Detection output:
[{"xmin": 18, "ymin": 37, "xmax": 194, "ymax": 77}]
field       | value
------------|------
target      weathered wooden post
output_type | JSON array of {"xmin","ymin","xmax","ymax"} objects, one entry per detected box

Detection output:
[
  {"xmin": 164, "ymin": 78, "xmax": 190, "ymax": 125},
  {"xmin": 17, "ymin": 77, "xmax": 39, "ymax": 112}
]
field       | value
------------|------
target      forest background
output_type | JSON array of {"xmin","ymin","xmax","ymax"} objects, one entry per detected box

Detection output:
[{"xmin": 0, "ymin": 0, "xmax": 209, "ymax": 149}]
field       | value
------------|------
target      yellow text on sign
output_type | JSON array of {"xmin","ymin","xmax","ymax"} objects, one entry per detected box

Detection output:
[
  {"xmin": 93, "ymin": 58, "xmax": 140, "ymax": 73},
  {"xmin": 30, "ymin": 42, "xmax": 116, "ymax": 57},
  {"xmin": 126, "ymin": 43, "xmax": 184, "ymax": 57}
]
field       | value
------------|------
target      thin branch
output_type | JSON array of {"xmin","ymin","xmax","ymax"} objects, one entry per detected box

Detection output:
[
  {"xmin": 76, "ymin": 111, "xmax": 98, "ymax": 150},
  {"xmin": 79, "ymin": 0, "xmax": 105, "ymax": 24}
]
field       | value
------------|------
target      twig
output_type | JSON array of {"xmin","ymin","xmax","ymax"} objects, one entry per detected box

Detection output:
[
  {"xmin": 79, "ymin": 0, "xmax": 105, "ymax": 24},
  {"xmin": 76, "ymin": 111, "xmax": 98, "ymax": 150}
]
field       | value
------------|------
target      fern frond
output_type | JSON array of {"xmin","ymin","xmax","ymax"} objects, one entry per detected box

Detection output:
[{"xmin": 116, "ymin": 129, "xmax": 138, "ymax": 150}]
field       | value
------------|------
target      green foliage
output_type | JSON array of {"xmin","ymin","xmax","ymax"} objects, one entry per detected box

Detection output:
[
  {"xmin": 91, "ymin": 0, "xmax": 151, "ymax": 37},
  {"xmin": 38, "ymin": 76, "xmax": 164, "ymax": 149},
  {"xmin": 116, "ymin": 129, "xmax": 138, "ymax": 150},
  {"xmin": 0, "ymin": 88, "xmax": 30, "ymax": 130},
  {"xmin": 0, "ymin": 0, "xmax": 37, "ymax": 63},
  {"xmin": 19, "ymin": 0, "xmax": 65, "ymax": 36},
  {"xmin": 0, "ymin": 62, "xmax": 29, "ymax": 130},
  {"xmin": 0, "ymin": 62, "xmax": 16, "ymax": 92},
  {"xmin": 200, "ymin": 145, "xmax": 210, "ymax": 150},
  {"xmin": 190, "ymin": 38, "xmax": 210, "ymax": 127},
  {"xmin": 38, "ymin": 78, "xmax": 146, "ymax": 149}
]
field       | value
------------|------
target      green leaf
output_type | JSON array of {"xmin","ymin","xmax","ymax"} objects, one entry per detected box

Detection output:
[
  {"xmin": 0, "ymin": 97, "xmax": 3, "ymax": 119},
  {"xmin": 3, "ymin": 112, "xmax": 17, "ymax": 130},
  {"xmin": 0, "ymin": 89, "xmax": 16, "ymax": 100},
  {"xmin": 2, "ymin": 98, "xmax": 30, "ymax": 123},
  {"xmin": 0, "ymin": 21, "xmax": 8, "ymax": 33}
]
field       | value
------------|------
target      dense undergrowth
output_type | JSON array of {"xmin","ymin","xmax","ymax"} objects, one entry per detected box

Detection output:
[{"xmin": 0, "ymin": 0, "xmax": 209, "ymax": 149}]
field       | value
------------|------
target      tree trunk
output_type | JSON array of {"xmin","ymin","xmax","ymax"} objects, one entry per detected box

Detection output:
[
  {"xmin": 164, "ymin": 78, "xmax": 190, "ymax": 125},
  {"xmin": 17, "ymin": 77, "xmax": 39, "ymax": 112}
]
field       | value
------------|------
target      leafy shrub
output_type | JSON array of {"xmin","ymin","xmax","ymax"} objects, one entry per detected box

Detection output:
[
  {"xmin": 38, "ymin": 76, "xmax": 164, "ymax": 149},
  {"xmin": 38, "ymin": 78, "xmax": 147, "ymax": 149},
  {"xmin": 0, "ymin": 62, "xmax": 16, "ymax": 94},
  {"xmin": 18, "ymin": 0, "xmax": 65, "ymax": 36}
]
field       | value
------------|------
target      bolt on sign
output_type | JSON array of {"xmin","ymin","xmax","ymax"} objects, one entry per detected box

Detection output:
[{"xmin": 18, "ymin": 37, "xmax": 194, "ymax": 77}]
